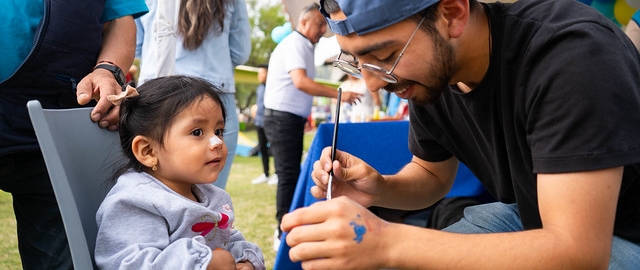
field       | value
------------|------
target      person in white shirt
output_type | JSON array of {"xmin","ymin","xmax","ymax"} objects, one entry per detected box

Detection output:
[{"xmin": 263, "ymin": 3, "xmax": 360, "ymax": 250}]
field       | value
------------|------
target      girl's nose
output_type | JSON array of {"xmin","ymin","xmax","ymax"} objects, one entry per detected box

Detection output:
[{"xmin": 209, "ymin": 136, "xmax": 223, "ymax": 148}]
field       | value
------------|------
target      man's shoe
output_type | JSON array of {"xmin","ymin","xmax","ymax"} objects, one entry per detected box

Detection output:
[
  {"xmin": 273, "ymin": 229, "xmax": 281, "ymax": 252},
  {"xmin": 251, "ymin": 174, "xmax": 269, "ymax": 184},
  {"xmin": 267, "ymin": 174, "xmax": 278, "ymax": 186}
]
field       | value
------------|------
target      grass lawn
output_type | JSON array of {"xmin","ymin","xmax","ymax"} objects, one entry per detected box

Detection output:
[
  {"xmin": 0, "ymin": 127, "xmax": 317, "ymax": 270},
  {"xmin": 0, "ymin": 192, "xmax": 20, "ymax": 270}
]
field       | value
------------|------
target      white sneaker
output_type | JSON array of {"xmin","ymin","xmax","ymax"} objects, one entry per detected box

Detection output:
[
  {"xmin": 273, "ymin": 229, "xmax": 281, "ymax": 252},
  {"xmin": 251, "ymin": 174, "xmax": 269, "ymax": 184},
  {"xmin": 267, "ymin": 174, "xmax": 278, "ymax": 186}
]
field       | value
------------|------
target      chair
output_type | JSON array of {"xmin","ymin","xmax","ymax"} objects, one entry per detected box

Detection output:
[{"xmin": 27, "ymin": 100, "xmax": 122, "ymax": 269}]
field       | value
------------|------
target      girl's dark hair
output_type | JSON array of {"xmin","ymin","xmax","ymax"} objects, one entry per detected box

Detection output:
[
  {"xmin": 178, "ymin": 0, "xmax": 232, "ymax": 50},
  {"xmin": 111, "ymin": 75, "xmax": 226, "ymax": 181}
]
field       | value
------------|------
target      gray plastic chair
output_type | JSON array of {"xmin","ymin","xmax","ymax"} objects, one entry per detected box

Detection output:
[{"xmin": 27, "ymin": 100, "xmax": 121, "ymax": 270}]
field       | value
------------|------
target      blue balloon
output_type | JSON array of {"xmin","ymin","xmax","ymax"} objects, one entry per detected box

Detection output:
[
  {"xmin": 270, "ymin": 22, "xmax": 292, "ymax": 44},
  {"xmin": 271, "ymin": 26, "xmax": 285, "ymax": 43},
  {"xmin": 577, "ymin": 0, "xmax": 594, "ymax": 5}
]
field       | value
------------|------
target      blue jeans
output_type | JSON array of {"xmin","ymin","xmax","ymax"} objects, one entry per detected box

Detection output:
[
  {"xmin": 0, "ymin": 152, "xmax": 72, "ymax": 270},
  {"xmin": 443, "ymin": 202, "xmax": 640, "ymax": 269},
  {"xmin": 213, "ymin": 93, "xmax": 238, "ymax": 190},
  {"xmin": 263, "ymin": 109, "xmax": 307, "ymax": 236}
]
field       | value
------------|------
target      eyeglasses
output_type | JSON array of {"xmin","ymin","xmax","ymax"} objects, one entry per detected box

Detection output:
[{"xmin": 332, "ymin": 15, "xmax": 426, "ymax": 84}]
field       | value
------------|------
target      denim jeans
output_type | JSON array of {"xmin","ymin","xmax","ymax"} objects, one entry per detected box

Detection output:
[
  {"xmin": 443, "ymin": 202, "xmax": 640, "ymax": 269},
  {"xmin": 263, "ymin": 109, "xmax": 307, "ymax": 236},
  {"xmin": 213, "ymin": 93, "xmax": 238, "ymax": 190},
  {"xmin": 0, "ymin": 152, "xmax": 72, "ymax": 270}
]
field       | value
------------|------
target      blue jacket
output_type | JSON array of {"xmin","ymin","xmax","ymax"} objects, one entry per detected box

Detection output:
[
  {"xmin": 0, "ymin": 0, "xmax": 104, "ymax": 156},
  {"xmin": 0, "ymin": 0, "xmax": 148, "ymax": 157},
  {"xmin": 135, "ymin": 0, "xmax": 251, "ymax": 93}
]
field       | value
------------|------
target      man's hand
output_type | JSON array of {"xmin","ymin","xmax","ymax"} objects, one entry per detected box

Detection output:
[
  {"xmin": 340, "ymin": 91, "xmax": 362, "ymax": 105},
  {"xmin": 282, "ymin": 197, "xmax": 391, "ymax": 270},
  {"xmin": 76, "ymin": 68, "xmax": 122, "ymax": 130}
]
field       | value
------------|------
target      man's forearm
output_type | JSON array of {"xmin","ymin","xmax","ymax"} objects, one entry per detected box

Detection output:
[{"xmin": 98, "ymin": 15, "xmax": 137, "ymax": 71}]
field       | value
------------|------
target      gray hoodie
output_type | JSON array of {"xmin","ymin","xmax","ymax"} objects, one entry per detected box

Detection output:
[{"xmin": 95, "ymin": 171, "xmax": 265, "ymax": 269}]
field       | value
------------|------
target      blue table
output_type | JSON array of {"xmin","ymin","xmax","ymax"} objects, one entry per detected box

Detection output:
[{"xmin": 273, "ymin": 121, "xmax": 485, "ymax": 269}]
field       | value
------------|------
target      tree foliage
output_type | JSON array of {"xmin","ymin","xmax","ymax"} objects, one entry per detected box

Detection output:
[
  {"xmin": 245, "ymin": 0, "xmax": 287, "ymax": 67},
  {"xmin": 236, "ymin": 0, "xmax": 287, "ymax": 118}
]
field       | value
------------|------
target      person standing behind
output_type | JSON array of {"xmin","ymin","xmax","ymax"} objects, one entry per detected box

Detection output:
[
  {"xmin": 0, "ymin": 1, "xmax": 148, "ymax": 269},
  {"xmin": 337, "ymin": 74, "xmax": 381, "ymax": 122},
  {"xmin": 251, "ymin": 64, "xmax": 278, "ymax": 185},
  {"xmin": 263, "ymin": 3, "xmax": 361, "ymax": 250},
  {"xmin": 135, "ymin": 0, "xmax": 251, "ymax": 189}
]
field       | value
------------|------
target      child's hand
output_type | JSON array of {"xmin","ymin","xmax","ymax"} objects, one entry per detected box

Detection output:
[
  {"xmin": 207, "ymin": 249, "xmax": 236, "ymax": 270},
  {"xmin": 235, "ymin": 261, "xmax": 255, "ymax": 270}
]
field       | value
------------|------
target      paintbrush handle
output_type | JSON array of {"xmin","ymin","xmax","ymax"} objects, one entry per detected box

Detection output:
[{"xmin": 327, "ymin": 88, "xmax": 342, "ymax": 200}]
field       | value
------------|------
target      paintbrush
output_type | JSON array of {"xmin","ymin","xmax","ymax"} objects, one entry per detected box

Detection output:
[{"xmin": 327, "ymin": 87, "xmax": 342, "ymax": 200}]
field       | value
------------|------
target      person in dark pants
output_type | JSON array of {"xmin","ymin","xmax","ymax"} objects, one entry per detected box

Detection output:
[
  {"xmin": 0, "ymin": 1, "xmax": 147, "ymax": 268},
  {"xmin": 251, "ymin": 64, "xmax": 278, "ymax": 185},
  {"xmin": 263, "ymin": 3, "xmax": 360, "ymax": 251}
]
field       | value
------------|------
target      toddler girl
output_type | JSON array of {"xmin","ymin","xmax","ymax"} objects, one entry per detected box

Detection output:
[{"xmin": 95, "ymin": 75, "xmax": 265, "ymax": 270}]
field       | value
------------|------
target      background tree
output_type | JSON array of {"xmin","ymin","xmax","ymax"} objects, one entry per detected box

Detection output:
[
  {"xmin": 245, "ymin": 0, "xmax": 287, "ymax": 66},
  {"xmin": 236, "ymin": 0, "xmax": 287, "ymax": 125}
]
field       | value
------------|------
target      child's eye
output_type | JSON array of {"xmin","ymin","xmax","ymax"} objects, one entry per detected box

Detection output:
[
  {"xmin": 191, "ymin": 129, "xmax": 204, "ymax": 137},
  {"xmin": 214, "ymin": 129, "xmax": 224, "ymax": 137}
]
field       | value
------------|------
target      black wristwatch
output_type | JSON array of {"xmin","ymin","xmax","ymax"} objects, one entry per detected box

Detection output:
[{"xmin": 94, "ymin": 63, "xmax": 126, "ymax": 86}]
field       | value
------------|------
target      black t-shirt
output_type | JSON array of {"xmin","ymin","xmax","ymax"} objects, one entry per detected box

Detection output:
[{"xmin": 409, "ymin": 0, "xmax": 640, "ymax": 242}]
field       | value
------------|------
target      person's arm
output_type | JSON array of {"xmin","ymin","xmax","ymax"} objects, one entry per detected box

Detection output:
[
  {"xmin": 226, "ymin": 227, "xmax": 266, "ymax": 269},
  {"xmin": 284, "ymin": 167, "xmax": 621, "ymax": 269},
  {"xmin": 289, "ymin": 69, "xmax": 361, "ymax": 103},
  {"xmin": 391, "ymin": 167, "xmax": 621, "ymax": 269},
  {"xmin": 135, "ymin": 18, "xmax": 145, "ymax": 59},
  {"xmin": 310, "ymin": 148, "xmax": 458, "ymax": 210},
  {"xmin": 377, "ymin": 156, "xmax": 458, "ymax": 209},
  {"xmin": 76, "ymin": 15, "xmax": 137, "ymax": 130},
  {"xmin": 625, "ymin": 18, "xmax": 640, "ymax": 52}
]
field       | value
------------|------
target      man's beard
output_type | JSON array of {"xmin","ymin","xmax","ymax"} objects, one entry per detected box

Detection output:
[{"xmin": 387, "ymin": 31, "xmax": 455, "ymax": 106}]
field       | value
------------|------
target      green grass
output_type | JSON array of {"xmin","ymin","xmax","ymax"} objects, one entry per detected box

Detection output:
[
  {"xmin": 0, "ymin": 128, "xmax": 317, "ymax": 269},
  {"xmin": 0, "ymin": 192, "xmax": 20, "ymax": 270}
]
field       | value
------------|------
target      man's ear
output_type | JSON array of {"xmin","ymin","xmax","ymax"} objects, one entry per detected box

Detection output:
[
  {"xmin": 132, "ymin": 135, "xmax": 156, "ymax": 169},
  {"xmin": 439, "ymin": 0, "xmax": 470, "ymax": 38}
]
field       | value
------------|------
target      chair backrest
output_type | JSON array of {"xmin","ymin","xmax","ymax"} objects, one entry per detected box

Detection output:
[{"xmin": 27, "ymin": 100, "xmax": 122, "ymax": 270}]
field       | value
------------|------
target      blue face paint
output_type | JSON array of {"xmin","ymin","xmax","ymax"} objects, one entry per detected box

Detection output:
[{"xmin": 349, "ymin": 214, "xmax": 366, "ymax": 244}]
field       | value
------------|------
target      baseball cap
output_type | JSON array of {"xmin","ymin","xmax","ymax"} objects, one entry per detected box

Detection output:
[{"xmin": 319, "ymin": 0, "xmax": 440, "ymax": 36}]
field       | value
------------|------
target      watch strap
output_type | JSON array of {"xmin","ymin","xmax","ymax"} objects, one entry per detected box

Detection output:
[{"xmin": 94, "ymin": 63, "xmax": 126, "ymax": 86}]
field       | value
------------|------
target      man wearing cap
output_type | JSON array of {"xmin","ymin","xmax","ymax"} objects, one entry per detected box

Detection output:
[
  {"xmin": 263, "ymin": 2, "xmax": 360, "ymax": 251},
  {"xmin": 281, "ymin": 0, "xmax": 640, "ymax": 268}
]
